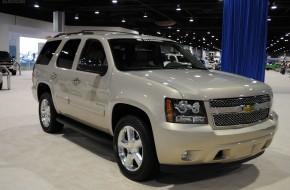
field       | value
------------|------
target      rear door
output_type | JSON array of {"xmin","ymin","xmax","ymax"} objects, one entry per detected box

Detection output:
[{"xmin": 52, "ymin": 38, "xmax": 81, "ymax": 116}]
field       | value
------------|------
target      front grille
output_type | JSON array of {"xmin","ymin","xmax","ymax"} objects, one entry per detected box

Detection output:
[
  {"xmin": 210, "ymin": 95, "xmax": 271, "ymax": 108},
  {"xmin": 213, "ymin": 108, "xmax": 269, "ymax": 126}
]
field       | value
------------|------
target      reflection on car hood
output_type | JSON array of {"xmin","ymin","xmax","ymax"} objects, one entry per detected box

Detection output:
[{"xmin": 128, "ymin": 69, "xmax": 271, "ymax": 100}]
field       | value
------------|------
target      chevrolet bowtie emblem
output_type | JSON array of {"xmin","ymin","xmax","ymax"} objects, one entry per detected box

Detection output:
[{"xmin": 243, "ymin": 105, "xmax": 255, "ymax": 113}]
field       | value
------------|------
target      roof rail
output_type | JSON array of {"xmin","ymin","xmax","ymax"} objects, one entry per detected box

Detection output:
[
  {"xmin": 81, "ymin": 30, "xmax": 138, "ymax": 35},
  {"xmin": 53, "ymin": 31, "xmax": 94, "ymax": 38}
]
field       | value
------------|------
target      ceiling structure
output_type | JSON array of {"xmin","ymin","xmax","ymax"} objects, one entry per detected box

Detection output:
[{"xmin": 0, "ymin": 0, "xmax": 290, "ymax": 53}]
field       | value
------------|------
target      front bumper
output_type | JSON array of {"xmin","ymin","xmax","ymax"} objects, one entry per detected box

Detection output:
[
  {"xmin": 152, "ymin": 111, "xmax": 278, "ymax": 165},
  {"xmin": 0, "ymin": 63, "xmax": 17, "ymax": 71}
]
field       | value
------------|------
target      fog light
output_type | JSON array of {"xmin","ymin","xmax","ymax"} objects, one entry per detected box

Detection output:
[{"xmin": 181, "ymin": 151, "xmax": 188, "ymax": 160}]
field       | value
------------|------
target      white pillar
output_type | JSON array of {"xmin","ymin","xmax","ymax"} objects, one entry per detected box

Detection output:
[
  {"xmin": 0, "ymin": 25, "xmax": 9, "ymax": 51},
  {"xmin": 53, "ymin": 11, "xmax": 64, "ymax": 32}
]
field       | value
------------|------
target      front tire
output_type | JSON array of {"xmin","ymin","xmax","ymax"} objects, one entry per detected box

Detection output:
[
  {"xmin": 114, "ymin": 115, "xmax": 159, "ymax": 181},
  {"xmin": 39, "ymin": 92, "xmax": 63, "ymax": 133}
]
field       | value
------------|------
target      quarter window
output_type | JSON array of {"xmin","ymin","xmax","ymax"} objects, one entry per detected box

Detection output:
[
  {"xmin": 57, "ymin": 39, "xmax": 81, "ymax": 69},
  {"xmin": 36, "ymin": 40, "xmax": 61, "ymax": 65}
]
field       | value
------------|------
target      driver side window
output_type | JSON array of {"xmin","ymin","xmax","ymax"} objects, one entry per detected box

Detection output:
[{"xmin": 78, "ymin": 39, "xmax": 107, "ymax": 74}]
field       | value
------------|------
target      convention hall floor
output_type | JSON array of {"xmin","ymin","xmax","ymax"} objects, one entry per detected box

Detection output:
[{"xmin": 0, "ymin": 70, "xmax": 289, "ymax": 190}]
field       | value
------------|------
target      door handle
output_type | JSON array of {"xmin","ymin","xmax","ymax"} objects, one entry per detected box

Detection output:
[
  {"xmin": 72, "ymin": 78, "xmax": 80, "ymax": 85},
  {"xmin": 50, "ymin": 72, "xmax": 57, "ymax": 80}
]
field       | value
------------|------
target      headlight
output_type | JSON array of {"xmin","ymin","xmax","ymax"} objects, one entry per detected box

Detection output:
[{"xmin": 165, "ymin": 98, "xmax": 208, "ymax": 124}]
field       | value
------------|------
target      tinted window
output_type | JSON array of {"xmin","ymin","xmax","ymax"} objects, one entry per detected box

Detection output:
[
  {"xmin": 109, "ymin": 39, "xmax": 206, "ymax": 71},
  {"xmin": 77, "ymin": 39, "xmax": 107, "ymax": 73},
  {"xmin": 0, "ymin": 51, "xmax": 12, "ymax": 60},
  {"xmin": 57, "ymin": 39, "xmax": 81, "ymax": 69},
  {"xmin": 36, "ymin": 40, "xmax": 61, "ymax": 65}
]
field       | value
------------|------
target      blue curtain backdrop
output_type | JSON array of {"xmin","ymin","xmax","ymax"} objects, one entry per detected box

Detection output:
[{"xmin": 221, "ymin": 0, "xmax": 268, "ymax": 82}]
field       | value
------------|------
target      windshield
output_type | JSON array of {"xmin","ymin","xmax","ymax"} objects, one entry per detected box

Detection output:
[
  {"xmin": 109, "ymin": 39, "xmax": 206, "ymax": 71},
  {"xmin": 0, "ymin": 51, "xmax": 12, "ymax": 60}
]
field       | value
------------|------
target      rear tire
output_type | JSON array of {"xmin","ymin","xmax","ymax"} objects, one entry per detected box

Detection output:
[
  {"xmin": 39, "ymin": 92, "xmax": 63, "ymax": 133},
  {"xmin": 114, "ymin": 115, "xmax": 159, "ymax": 181},
  {"xmin": 11, "ymin": 70, "xmax": 16, "ymax": 75}
]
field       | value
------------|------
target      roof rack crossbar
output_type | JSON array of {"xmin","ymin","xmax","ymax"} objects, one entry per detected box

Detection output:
[{"xmin": 54, "ymin": 31, "xmax": 94, "ymax": 38}]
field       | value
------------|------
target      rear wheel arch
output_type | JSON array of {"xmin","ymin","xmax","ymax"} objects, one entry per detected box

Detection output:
[{"xmin": 37, "ymin": 83, "xmax": 52, "ymax": 101}]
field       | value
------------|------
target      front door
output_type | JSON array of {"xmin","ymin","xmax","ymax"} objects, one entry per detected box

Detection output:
[{"xmin": 67, "ymin": 38, "xmax": 111, "ymax": 131}]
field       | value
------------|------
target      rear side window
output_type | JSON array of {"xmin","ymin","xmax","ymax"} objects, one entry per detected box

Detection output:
[
  {"xmin": 36, "ymin": 40, "xmax": 61, "ymax": 65},
  {"xmin": 57, "ymin": 39, "xmax": 81, "ymax": 69}
]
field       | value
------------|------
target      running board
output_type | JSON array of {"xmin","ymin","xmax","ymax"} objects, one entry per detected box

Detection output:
[{"xmin": 56, "ymin": 116, "xmax": 113, "ymax": 144}]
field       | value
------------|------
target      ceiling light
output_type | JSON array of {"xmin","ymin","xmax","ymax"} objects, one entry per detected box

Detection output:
[
  {"xmin": 271, "ymin": 2, "xmax": 277, "ymax": 9},
  {"xmin": 281, "ymin": 37, "xmax": 284, "ymax": 39},
  {"xmin": 121, "ymin": 18, "xmax": 126, "ymax": 23},
  {"xmin": 189, "ymin": 17, "xmax": 194, "ymax": 22},
  {"xmin": 157, "ymin": 31, "xmax": 161, "ymax": 35},
  {"xmin": 285, "ymin": 40, "xmax": 289, "ymax": 42},
  {"xmin": 143, "ymin": 12, "xmax": 147, "ymax": 18},
  {"xmin": 176, "ymin": 29, "xmax": 180, "ymax": 32},
  {"xmin": 267, "ymin": 17, "xmax": 271, "ymax": 21},
  {"xmin": 74, "ymin": 14, "xmax": 79, "ymax": 20},
  {"xmin": 168, "ymin": 35, "xmax": 171, "ymax": 38},
  {"xmin": 95, "ymin": 11, "xmax": 100, "ymax": 14},
  {"xmin": 34, "ymin": 1, "xmax": 39, "ymax": 8},
  {"xmin": 211, "ymin": 35, "xmax": 215, "ymax": 38},
  {"xmin": 112, "ymin": 0, "xmax": 118, "ymax": 4},
  {"xmin": 203, "ymin": 38, "xmax": 206, "ymax": 41},
  {"xmin": 207, "ymin": 31, "xmax": 210, "ymax": 34},
  {"xmin": 176, "ymin": 5, "xmax": 181, "ymax": 11},
  {"xmin": 168, "ymin": 26, "xmax": 172, "ymax": 29}
]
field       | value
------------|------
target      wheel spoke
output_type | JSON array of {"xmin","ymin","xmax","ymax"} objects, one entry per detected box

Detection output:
[
  {"xmin": 126, "ymin": 127, "xmax": 135, "ymax": 142},
  {"xmin": 124, "ymin": 153, "xmax": 134, "ymax": 168},
  {"xmin": 134, "ymin": 138, "xmax": 142, "ymax": 148},
  {"xmin": 133, "ymin": 152, "xmax": 142, "ymax": 167},
  {"xmin": 119, "ymin": 140, "xmax": 129, "ymax": 149}
]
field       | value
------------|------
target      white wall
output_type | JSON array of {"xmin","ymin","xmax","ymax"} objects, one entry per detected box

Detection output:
[
  {"xmin": 0, "ymin": 12, "xmax": 55, "ymax": 60},
  {"xmin": 0, "ymin": 12, "xmax": 137, "ymax": 62}
]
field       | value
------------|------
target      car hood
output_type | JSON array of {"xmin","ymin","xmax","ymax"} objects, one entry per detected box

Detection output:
[{"xmin": 128, "ymin": 69, "xmax": 272, "ymax": 100}]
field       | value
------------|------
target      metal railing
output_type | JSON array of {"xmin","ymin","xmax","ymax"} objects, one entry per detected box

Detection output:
[{"xmin": 0, "ymin": 66, "xmax": 11, "ymax": 90}]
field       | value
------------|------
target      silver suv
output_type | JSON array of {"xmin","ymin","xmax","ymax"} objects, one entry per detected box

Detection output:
[{"xmin": 32, "ymin": 31, "xmax": 278, "ymax": 181}]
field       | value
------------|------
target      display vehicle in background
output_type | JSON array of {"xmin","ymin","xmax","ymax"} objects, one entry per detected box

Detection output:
[
  {"xmin": 0, "ymin": 51, "xmax": 18, "ymax": 75},
  {"xmin": 32, "ymin": 31, "xmax": 278, "ymax": 181}
]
